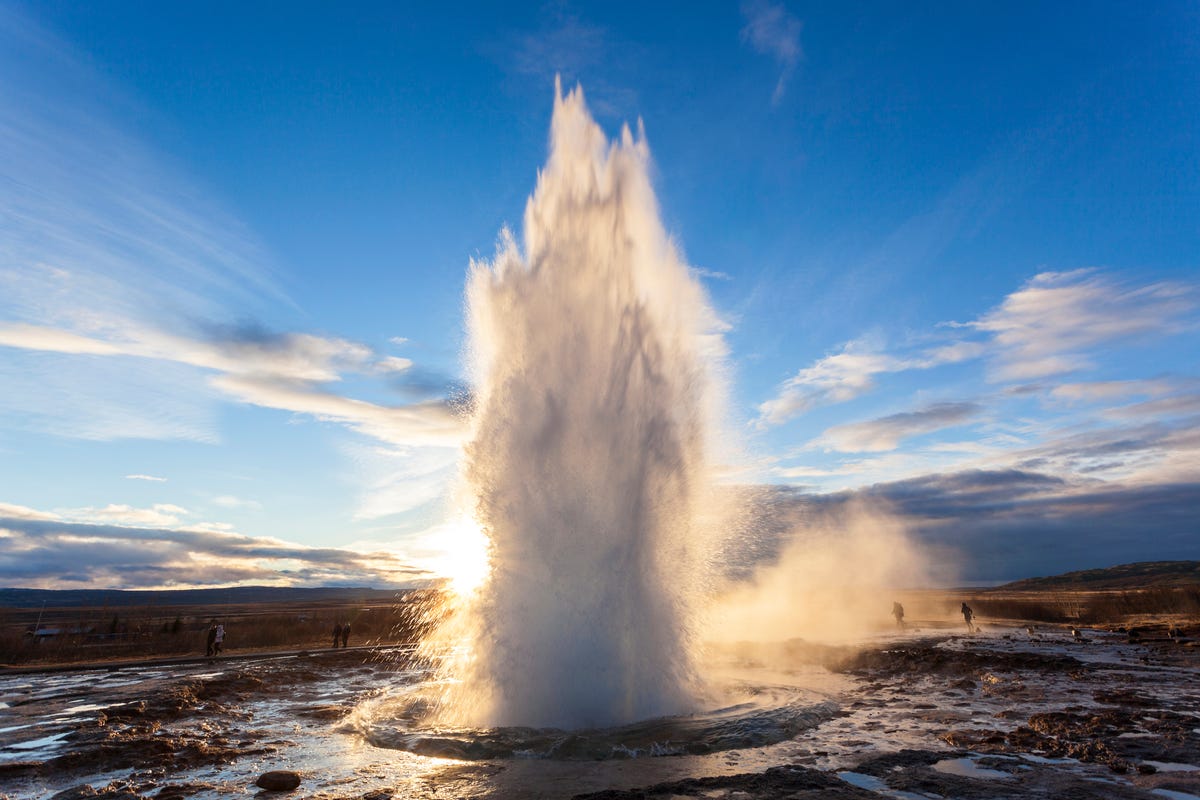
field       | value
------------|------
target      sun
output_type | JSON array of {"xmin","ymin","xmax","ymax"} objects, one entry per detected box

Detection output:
[{"xmin": 425, "ymin": 514, "xmax": 491, "ymax": 597}]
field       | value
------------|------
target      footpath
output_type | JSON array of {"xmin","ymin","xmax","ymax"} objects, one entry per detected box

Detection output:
[{"xmin": 0, "ymin": 642, "xmax": 418, "ymax": 676}]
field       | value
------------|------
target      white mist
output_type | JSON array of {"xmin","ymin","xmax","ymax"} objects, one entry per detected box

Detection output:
[{"xmin": 443, "ymin": 82, "xmax": 729, "ymax": 729}]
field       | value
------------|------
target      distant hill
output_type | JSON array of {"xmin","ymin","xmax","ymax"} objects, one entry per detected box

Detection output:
[
  {"xmin": 996, "ymin": 561, "xmax": 1200, "ymax": 592},
  {"xmin": 0, "ymin": 585, "xmax": 414, "ymax": 609}
]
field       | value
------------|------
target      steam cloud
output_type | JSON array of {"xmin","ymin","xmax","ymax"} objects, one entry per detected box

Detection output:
[{"xmin": 705, "ymin": 501, "xmax": 955, "ymax": 644}]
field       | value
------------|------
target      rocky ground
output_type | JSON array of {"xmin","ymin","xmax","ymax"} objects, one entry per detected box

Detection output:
[{"xmin": 0, "ymin": 624, "xmax": 1196, "ymax": 799}]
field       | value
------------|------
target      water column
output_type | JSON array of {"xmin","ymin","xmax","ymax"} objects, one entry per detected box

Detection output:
[{"xmin": 447, "ymin": 81, "xmax": 729, "ymax": 729}]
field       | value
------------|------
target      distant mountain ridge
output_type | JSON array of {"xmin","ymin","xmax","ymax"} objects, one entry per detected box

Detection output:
[
  {"xmin": 995, "ymin": 561, "xmax": 1200, "ymax": 591},
  {"xmin": 0, "ymin": 585, "xmax": 410, "ymax": 609}
]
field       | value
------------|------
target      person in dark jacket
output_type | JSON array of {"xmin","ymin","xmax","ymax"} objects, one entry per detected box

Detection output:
[
  {"xmin": 340, "ymin": 622, "xmax": 350, "ymax": 648},
  {"xmin": 332, "ymin": 623, "xmax": 342, "ymax": 648}
]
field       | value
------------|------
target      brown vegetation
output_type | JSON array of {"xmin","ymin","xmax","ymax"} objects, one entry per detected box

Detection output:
[
  {"xmin": 964, "ymin": 587, "xmax": 1200, "ymax": 626},
  {"xmin": 0, "ymin": 588, "xmax": 446, "ymax": 666}
]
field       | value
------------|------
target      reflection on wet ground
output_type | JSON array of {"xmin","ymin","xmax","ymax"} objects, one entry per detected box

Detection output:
[{"xmin": 0, "ymin": 626, "xmax": 1197, "ymax": 799}]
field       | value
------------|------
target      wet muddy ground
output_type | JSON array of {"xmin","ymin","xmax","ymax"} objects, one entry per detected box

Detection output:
[{"xmin": 1, "ymin": 624, "xmax": 1197, "ymax": 799}]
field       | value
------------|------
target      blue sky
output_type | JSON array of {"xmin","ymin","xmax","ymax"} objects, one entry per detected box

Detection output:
[{"xmin": 0, "ymin": 1, "xmax": 1196, "ymax": 588}]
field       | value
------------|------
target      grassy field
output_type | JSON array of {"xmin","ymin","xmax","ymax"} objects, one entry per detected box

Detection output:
[
  {"xmin": 961, "ymin": 586, "xmax": 1200, "ymax": 627},
  {"xmin": 4, "ymin": 561, "xmax": 1197, "ymax": 667},
  {"xmin": 0, "ymin": 588, "xmax": 445, "ymax": 666}
]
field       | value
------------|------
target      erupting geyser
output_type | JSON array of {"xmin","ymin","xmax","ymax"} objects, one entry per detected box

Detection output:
[{"xmin": 437, "ymin": 81, "xmax": 730, "ymax": 730}]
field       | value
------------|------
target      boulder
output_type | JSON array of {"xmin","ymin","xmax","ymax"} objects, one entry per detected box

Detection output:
[{"xmin": 254, "ymin": 770, "xmax": 301, "ymax": 791}]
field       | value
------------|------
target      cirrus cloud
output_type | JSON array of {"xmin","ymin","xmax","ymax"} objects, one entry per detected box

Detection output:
[
  {"xmin": 965, "ymin": 269, "xmax": 1195, "ymax": 382},
  {"xmin": 816, "ymin": 401, "xmax": 983, "ymax": 453},
  {"xmin": 740, "ymin": 0, "xmax": 803, "ymax": 105}
]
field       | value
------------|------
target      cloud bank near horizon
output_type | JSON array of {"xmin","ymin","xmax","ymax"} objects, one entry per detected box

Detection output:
[
  {"xmin": 0, "ymin": 501, "xmax": 431, "ymax": 590},
  {"xmin": 743, "ymin": 471, "xmax": 1200, "ymax": 584}
]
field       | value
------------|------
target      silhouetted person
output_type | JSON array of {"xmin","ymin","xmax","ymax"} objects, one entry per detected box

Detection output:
[
  {"xmin": 332, "ymin": 623, "xmax": 342, "ymax": 648},
  {"xmin": 340, "ymin": 623, "xmax": 350, "ymax": 648},
  {"xmin": 205, "ymin": 624, "xmax": 218, "ymax": 657},
  {"xmin": 214, "ymin": 623, "xmax": 225, "ymax": 654},
  {"xmin": 961, "ymin": 602, "xmax": 974, "ymax": 633},
  {"xmin": 892, "ymin": 601, "xmax": 905, "ymax": 630}
]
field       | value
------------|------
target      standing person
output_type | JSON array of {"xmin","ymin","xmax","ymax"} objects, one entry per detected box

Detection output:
[
  {"xmin": 214, "ymin": 623, "xmax": 225, "ymax": 654},
  {"xmin": 892, "ymin": 601, "xmax": 905, "ymax": 630},
  {"xmin": 332, "ymin": 623, "xmax": 342, "ymax": 648},
  {"xmin": 205, "ymin": 623, "xmax": 218, "ymax": 657},
  {"xmin": 961, "ymin": 602, "xmax": 975, "ymax": 633},
  {"xmin": 340, "ymin": 622, "xmax": 350, "ymax": 648}
]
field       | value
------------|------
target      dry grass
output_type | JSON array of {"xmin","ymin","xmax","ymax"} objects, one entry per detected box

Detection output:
[
  {"xmin": 0, "ymin": 589, "xmax": 446, "ymax": 666},
  {"xmin": 962, "ymin": 587, "xmax": 1200, "ymax": 627}
]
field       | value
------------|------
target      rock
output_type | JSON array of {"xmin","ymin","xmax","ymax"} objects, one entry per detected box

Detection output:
[
  {"xmin": 296, "ymin": 704, "xmax": 345, "ymax": 721},
  {"xmin": 155, "ymin": 785, "xmax": 220, "ymax": 800},
  {"xmin": 50, "ymin": 788, "xmax": 101, "ymax": 800},
  {"xmin": 50, "ymin": 785, "xmax": 139, "ymax": 800},
  {"xmin": 255, "ymin": 770, "xmax": 301, "ymax": 791}
]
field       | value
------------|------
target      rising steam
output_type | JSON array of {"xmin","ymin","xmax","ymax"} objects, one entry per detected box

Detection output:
[
  {"xmin": 705, "ymin": 500, "xmax": 955, "ymax": 644},
  {"xmin": 431, "ymin": 81, "xmax": 730, "ymax": 729}
]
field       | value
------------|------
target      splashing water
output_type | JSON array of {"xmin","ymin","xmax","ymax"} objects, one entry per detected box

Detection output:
[{"xmin": 432, "ymin": 81, "xmax": 730, "ymax": 730}]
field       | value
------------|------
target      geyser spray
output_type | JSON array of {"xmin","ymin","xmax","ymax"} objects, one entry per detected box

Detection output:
[{"xmin": 437, "ymin": 81, "xmax": 730, "ymax": 730}]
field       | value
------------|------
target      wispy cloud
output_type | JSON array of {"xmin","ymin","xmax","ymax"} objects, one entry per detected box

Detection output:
[
  {"xmin": 1050, "ymin": 379, "xmax": 1175, "ymax": 404},
  {"xmin": 126, "ymin": 474, "xmax": 167, "ymax": 482},
  {"xmin": 691, "ymin": 267, "xmax": 733, "ymax": 282},
  {"xmin": 497, "ymin": 13, "xmax": 638, "ymax": 120},
  {"xmin": 57, "ymin": 503, "xmax": 189, "ymax": 527},
  {"xmin": 755, "ymin": 342, "xmax": 905, "ymax": 427},
  {"xmin": 755, "ymin": 338, "xmax": 974, "ymax": 428},
  {"xmin": 211, "ymin": 374, "xmax": 463, "ymax": 448},
  {"xmin": 758, "ymin": 270, "xmax": 1197, "ymax": 429},
  {"xmin": 0, "ymin": 317, "xmax": 466, "ymax": 447},
  {"xmin": 817, "ymin": 402, "xmax": 982, "ymax": 453},
  {"xmin": 740, "ymin": 0, "xmax": 802, "ymax": 105},
  {"xmin": 964, "ymin": 269, "xmax": 1195, "ymax": 382},
  {"xmin": 211, "ymin": 495, "xmax": 262, "ymax": 511},
  {"xmin": 0, "ymin": 322, "xmax": 379, "ymax": 381},
  {"xmin": 779, "ymin": 387, "xmax": 1200, "ymax": 495},
  {"xmin": 348, "ymin": 442, "xmax": 460, "ymax": 521},
  {"xmin": 0, "ymin": 9, "xmax": 284, "ymax": 326},
  {"xmin": 0, "ymin": 8, "xmax": 467, "ymax": 452}
]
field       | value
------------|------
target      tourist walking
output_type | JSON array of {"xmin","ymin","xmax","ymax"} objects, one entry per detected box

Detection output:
[
  {"xmin": 892, "ymin": 601, "xmax": 905, "ymax": 630},
  {"xmin": 205, "ymin": 623, "xmax": 218, "ymax": 657},
  {"xmin": 961, "ymin": 602, "xmax": 975, "ymax": 633},
  {"xmin": 340, "ymin": 622, "xmax": 350, "ymax": 648},
  {"xmin": 332, "ymin": 623, "xmax": 342, "ymax": 648},
  {"xmin": 214, "ymin": 623, "xmax": 225, "ymax": 654}
]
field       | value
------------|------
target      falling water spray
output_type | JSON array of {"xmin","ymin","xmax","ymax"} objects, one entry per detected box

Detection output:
[{"xmin": 435, "ymin": 82, "xmax": 730, "ymax": 730}]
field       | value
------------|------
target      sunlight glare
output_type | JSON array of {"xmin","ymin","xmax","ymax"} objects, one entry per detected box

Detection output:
[{"xmin": 428, "ymin": 515, "xmax": 491, "ymax": 597}]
